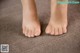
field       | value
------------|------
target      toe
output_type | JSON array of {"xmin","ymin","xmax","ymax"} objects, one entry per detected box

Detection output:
[
  {"xmin": 58, "ymin": 27, "xmax": 63, "ymax": 35},
  {"xmin": 46, "ymin": 25, "xmax": 52, "ymax": 34},
  {"xmin": 29, "ymin": 30, "xmax": 33, "ymax": 37},
  {"xmin": 27, "ymin": 30, "xmax": 31, "ymax": 37},
  {"xmin": 30, "ymin": 30, "xmax": 35, "ymax": 37},
  {"xmin": 25, "ymin": 28, "xmax": 28, "ymax": 37},
  {"xmin": 51, "ymin": 28, "xmax": 55, "ymax": 35},
  {"xmin": 62, "ymin": 26, "xmax": 67, "ymax": 33},
  {"xmin": 35, "ymin": 28, "xmax": 41, "ymax": 36},
  {"xmin": 54, "ymin": 28, "xmax": 59, "ymax": 35}
]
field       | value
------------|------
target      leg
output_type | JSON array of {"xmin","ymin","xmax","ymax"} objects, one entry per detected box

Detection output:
[
  {"xmin": 45, "ymin": 0, "xmax": 68, "ymax": 35},
  {"xmin": 21, "ymin": 0, "xmax": 41, "ymax": 37}
]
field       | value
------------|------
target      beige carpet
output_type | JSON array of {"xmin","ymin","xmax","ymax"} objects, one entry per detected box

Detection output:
[{"xmin": 0, "ymin": 0, "xmax": 80, "ymax": 53}]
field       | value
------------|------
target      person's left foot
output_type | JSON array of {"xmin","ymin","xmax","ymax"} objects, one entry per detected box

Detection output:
[
  {"xmin": 45, "ymin": 16, "xmax": 68, "ymax": 35},
  {"xmin": 45, "ymin": 4, "xmax": 68, "ymax": 35}
]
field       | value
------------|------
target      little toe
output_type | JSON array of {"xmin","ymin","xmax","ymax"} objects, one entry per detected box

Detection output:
[
  {"xmin": 62, "ymin": 26, "xmax": 67, "ymax": 33},
  {"xmin": 25, "ymin": 28, "xmax": 28, "ymax": 37}
]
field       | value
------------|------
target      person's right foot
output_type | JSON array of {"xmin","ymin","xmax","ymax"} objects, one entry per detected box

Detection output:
[
  {"xmin": 22, "ymin": 0, "xmax": 41, "ymax": 37},
  {"xmin": 22, "ymin": 16, "xmax": 41, "ymax": 37}
]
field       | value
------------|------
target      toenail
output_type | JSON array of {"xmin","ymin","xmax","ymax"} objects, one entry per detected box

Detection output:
[
  {"xmin": 35, "ymin": 34, "xmax": 39, "ymax": 36},
  {"xmin": 46, "ymin": 30, "xmax": 50, "ymax": 34}
]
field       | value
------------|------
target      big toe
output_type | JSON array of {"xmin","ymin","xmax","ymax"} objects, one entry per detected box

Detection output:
[
  {"xmin": 45, "ymin": 25, "xmax": 52, "ymax": 34},
  {"xmin": 35, "ymin": 28, "xmax": 41, "ymax": 36}
]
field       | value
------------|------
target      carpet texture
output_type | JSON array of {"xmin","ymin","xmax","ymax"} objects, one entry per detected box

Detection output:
[{"xmin": 0, "ymin": 0, "xmax": 80, "ymax": 53}]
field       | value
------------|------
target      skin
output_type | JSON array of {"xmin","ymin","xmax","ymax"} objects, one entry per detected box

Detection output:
[
  {"xmin": 21, "ymin": 0, "xmax": 41, "ymax": 37},
  {"xmin": 21, "ymin": 0, "xmax": 68, "ymax": 37},
  {"xmin": 45, "ymin": 0, "xmax": 68, "ymax": 35}
]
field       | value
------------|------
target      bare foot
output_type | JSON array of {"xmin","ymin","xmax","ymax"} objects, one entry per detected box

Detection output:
[
  {"xmin": 46, "ymin": 16, "xmax": 68, "ymax": 35},
  {"xmin": 45, "ymin": 1, "xmax": 68, "ymax": 35},
  {"xmin": 21, "ymin": 0, "xmax": 41, "ymax": 37}
]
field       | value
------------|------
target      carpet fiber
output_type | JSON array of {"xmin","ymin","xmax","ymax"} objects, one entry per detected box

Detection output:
[{"xmin": 0, "ymin": 0, "xmax": 80, "ymax": 53}]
